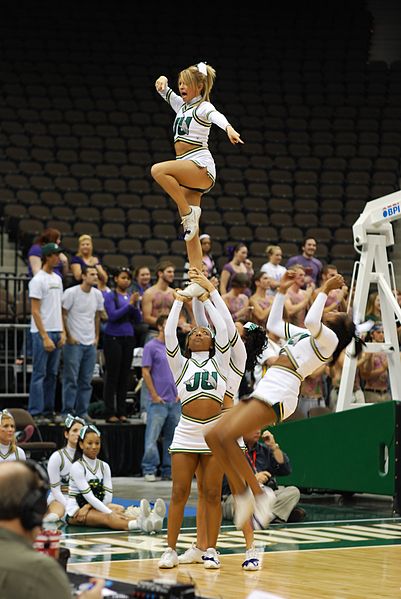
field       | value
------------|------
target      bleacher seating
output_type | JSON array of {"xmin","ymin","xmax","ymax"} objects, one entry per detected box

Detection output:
[{"xmin": 0, "ymin": 1, "xmax": 400, "ymax": 282}]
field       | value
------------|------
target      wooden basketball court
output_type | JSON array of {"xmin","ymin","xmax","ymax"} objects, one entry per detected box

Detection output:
[{"xmin": 64, "ymin": 515, "xmax": 401, "ymax": 598}]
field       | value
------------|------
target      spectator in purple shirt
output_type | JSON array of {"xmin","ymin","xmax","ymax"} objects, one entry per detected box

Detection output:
[
  {"xmin": 27, "ymin": 228, "xmax": 69, "ymax": 280},
  {"xmin": 285, "ymin": 237, "xmax": 323, "ymax": 288},
  {"xmin": 141, "ymin": 314, "xmax": 180, "ymax": 482},
  {"xmin": 103, "ymin": 267, "xmax": 142, "ymax": 423}
]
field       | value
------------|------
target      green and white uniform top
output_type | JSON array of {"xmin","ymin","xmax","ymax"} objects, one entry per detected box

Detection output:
[
  {"xmin": 158, "ymin": 87, "xmax": 230, "ymax": 149},
  {"xmin": 165, "ymin": 299, "xmax": 230, "ymax": 408},
  {"xmin": 67, "ymin": 456, "xmax": 113, "ymax": 516},
  {"xmin": 192, "ymin": 289, "xmax": 246, "ymax": 402},
  {"xmin": 47, "ymin": 446, "xmax": 75, "ymax": 506},
  {"xmin": 0, "ymin": 443, "xmax": 26, "ymax": 462},
  {"xmin": 269, "ymin": 292, "xmax": 339, "ymax": 381}
]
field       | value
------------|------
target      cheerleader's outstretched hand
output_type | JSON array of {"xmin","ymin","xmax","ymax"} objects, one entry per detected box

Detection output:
[
  {"xmin": 188, "ymin": 267, "xmax": 215, "ymax": 293},
  {"xmin": 155, "ymin": 76, "xmax": 168, "ymax": 92},
  {"xmin": 226, "ymin": 125, "xmax": 244, "ymax": 145}
]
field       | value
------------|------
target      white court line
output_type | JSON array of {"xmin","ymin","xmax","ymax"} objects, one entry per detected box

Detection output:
[
  {"xmin": 67, "ymin": 542, "xmax": 401, "ymax": 568},
  {"xmin": 63, "ymin": 516, "xmax": 401, "ymax": 537}
]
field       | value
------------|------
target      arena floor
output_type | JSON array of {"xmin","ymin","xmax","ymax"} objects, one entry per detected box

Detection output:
[{"xmin": 61, "ymin": 479, "xmax": 401, "ymax": 598}]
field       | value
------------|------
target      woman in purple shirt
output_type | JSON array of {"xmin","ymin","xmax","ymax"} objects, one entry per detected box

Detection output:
[
  {"xmin": 103, "ymin": 267, "xmax": 142, "ymax": 423},
  {"xmin": 27, "ymin": 228, "xmax": 68, "ymax": 279}
]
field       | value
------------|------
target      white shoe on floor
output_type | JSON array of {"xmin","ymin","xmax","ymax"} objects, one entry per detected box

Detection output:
[
  {"xmin": 177, "ymin": 282, "xmax": 206, "ymax": 299},
  {"xmin": 130, "ymin": 516, "xmax": 153, "ymax": 532},
  {"xmin": 181, "ymin": 206, "xmax": 201, "ymax": 241},
  {"xmin": 144, "ymin": 473, "xmax": 157, "ymax": 482},
  {"xmin": 178, "ymin": 543, "xmax": 205, "ymax": 564},
  {"xmin": 149, "ymin": 513, "xmax": 164, "ymax": 532},
  {"xmin": 234, "ymin": 486, "xmax": 255, "ymax": 530},
  {"xmin": 42, "ymin": 512, "xmax": 60, "ymax": 523},
  {"xmin": 202, "ymin": 547, "xmax": 221, "ymax": 569},
  {"xmin": 139, "ymin": 498, "xmax": 151, "ymax": 519},
  {"xmin": 242, "ymin": 543, "xmax": 261, "ymax": 570},
  {"xmin": 158, "ymin": 547, "xmax": 179, "ymax": 568},
  {"xmin": 153, "ymin": 498, "xmax": 166, "ymax": 519},
  {"xmin": 252, "ymin": 487, "xmax": 277, "ymax": 530}
]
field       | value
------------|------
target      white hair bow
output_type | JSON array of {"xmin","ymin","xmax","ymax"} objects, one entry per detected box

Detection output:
[
  {"xmin": 352, "ymin": 306, "xmax": 375, "ymax": 336},
  {"xmin": 197, "ymin": 62, "xmax": 208, "ymax": 76},
  {"xmin": 355, "ymin": 319, "xmax": 375, "ymax": 335}
]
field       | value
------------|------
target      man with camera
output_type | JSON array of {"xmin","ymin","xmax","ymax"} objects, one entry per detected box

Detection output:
[{"xmin": 222, "ymin": 429, "xmax": 306, "ymax": 526}]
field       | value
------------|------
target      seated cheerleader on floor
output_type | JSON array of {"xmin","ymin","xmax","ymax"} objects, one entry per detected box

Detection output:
[
  {"xmin": 44, "ymin": 414, "xmax": 86, "ymax": 523},
  {"xmin": 0, "ymin": 409, "xmax": 26, "ymax": 462},
  {"xmin": 66, "ymin": 424, "xmax": 166, "ymax": 532}
]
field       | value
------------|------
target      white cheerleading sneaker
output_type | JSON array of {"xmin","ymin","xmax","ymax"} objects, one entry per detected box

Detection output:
[
  {"xmin": 153, "ymin": 498, "xmax": 167, "ymax": 519},
  {"xmin": 139, "ymin": 498, "xmax": 151, "ymax": 518},
  {"xmin": 234, "ymin": 486, "xmax": 255, "ymax": 529},
  {"xmin": 42, "ymin": 512, "xmax": 60, "ymax": 523},
  {"xmin": 178, "ymin": 543, "xmax": 205, "ymax": 564},
  {"xmin": 181, "ymin": 206, "xmax": 201, "ymax": 241},
  {"xmin": 202, "ymin": 547, "xmax": 221, "ymax": 569},
  {"xmin": 177, "ymin": 282, "xmax": 206, "ymax": 299},
  {"xmin": 252, "ymin": 487, "xmax": 277, "ymax": 530},
  {"xmin": 242, "ymin": 543, "xmax": 261, "ymax": 570},
  {"xmin": 128, "ymin": 517, "xmax": 153, "ymax": 532},
  {"xmin": 158, "ymin": 547, "xmax": 179, "ymax": 568}
]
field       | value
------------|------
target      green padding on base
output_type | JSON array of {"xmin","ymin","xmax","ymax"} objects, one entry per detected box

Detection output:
[{"xmin": 273, "ymin": 401, "xmax": 398, "ymax": 495}]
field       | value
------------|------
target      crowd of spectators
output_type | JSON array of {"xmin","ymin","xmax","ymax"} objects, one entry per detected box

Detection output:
[{"xmin": 12, "ymin": 227, "xmax": 400, "ymax": 436}]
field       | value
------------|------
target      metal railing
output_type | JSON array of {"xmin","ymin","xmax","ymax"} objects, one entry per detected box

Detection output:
[
  {"xmin": 0, "ymin": 324, "xmax": 31, "ymax": 397},
  {"xmin": 0, "ymin": 273, "xmax": 31, "ymax": 324}
]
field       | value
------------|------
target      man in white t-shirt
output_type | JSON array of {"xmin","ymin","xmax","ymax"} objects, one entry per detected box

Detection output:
[
  {"xmin": 28, "ymin": 243, "xmax": 65, "ymax": 424},
  {"xmin": 61, "ymin": 265, "xmax": 104, "ymax": 420}
]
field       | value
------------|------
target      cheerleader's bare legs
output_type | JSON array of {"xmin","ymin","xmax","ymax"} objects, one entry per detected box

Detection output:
[
  {"xmin": 151, "ymin": 160, "xmax": 211, "ymax": 243},
  {"xmin": 166, "ymin": 452, "xmax": 223, "ymax": 548},
  {"xmin": 205, "ymin": 399, "xmax": 278, "ymax": 529},
  {"xmin": 68, "ymin": 505, "xmax": 136, "ymax": 530},
  {"xmin": 194, "ymin": 455, "xmax": 224, "ymax": 549}
]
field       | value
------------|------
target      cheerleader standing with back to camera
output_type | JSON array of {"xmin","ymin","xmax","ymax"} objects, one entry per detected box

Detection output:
[{"xmin": 158, "ymin": 286, "xmax": 230, "ymax": 569}]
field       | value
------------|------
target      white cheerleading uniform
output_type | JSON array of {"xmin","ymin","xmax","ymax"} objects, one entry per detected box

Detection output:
[
  {"xmin": 46, "ymin": 445, "xmax": 75, "ymax": 507},
  {"xmin": 158, "ymin": 86, "xmax": 230, "ymax": 189},
  {"xmin": 166, "ymin": 298, "xmax": 230, "ymax": 454},
  {"xmin": 193, "ymin": 289, "xmax": 247, "ymax": 449},
  {"xmin": 0, "ymin": 443, "xmax": 26, "ymax": 462},
  {"xmin": 252, "ymin": 292, "xmax": 339, "ymax": 421},
  {"xmin": 66, "ymin": 456, "xmax": 113, "ymax": 518}
]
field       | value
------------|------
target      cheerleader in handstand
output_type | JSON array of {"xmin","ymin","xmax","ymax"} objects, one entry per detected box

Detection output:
[
  {"xmin": 66, "ymin": 424, "xmax": 166, "ymax": 532},
  {"xmin": 180, "ymin": 268, "xmax": 269, "ymax": 570},
  {"xmin": 44, "ymin": 414, "xmax": 85, "ymax": 522},
  {"xmin": 0, "ymin": 410, "xmax": 26, "ymax": 462},
  {"xmin": 158, "ymin": 288, "xmax": 230, "ymax": 569},
  {"xmin": 205, "ymin": 270, "xmax": 364, "ymax": 530}
]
